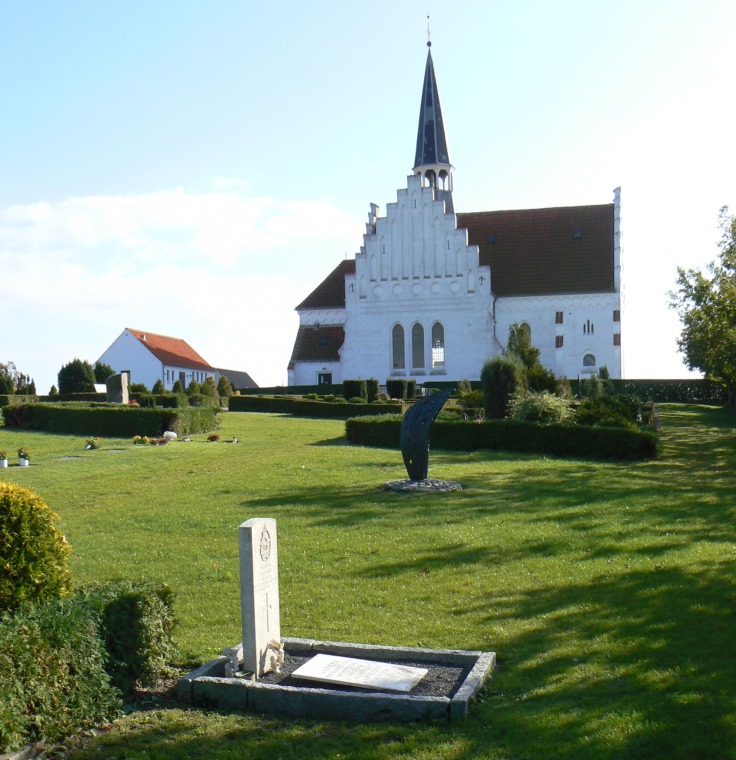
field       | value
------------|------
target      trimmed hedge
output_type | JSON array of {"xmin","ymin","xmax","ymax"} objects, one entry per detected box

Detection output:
[
  {"xmin": 0, "ymin": 394, "xmax": 39, "ymax": 407},
  {"xmin": 0, "ymin": 597, "xmax": 122, "ymax": 753},
  {"xmin": 0, "ymin": 482, "xmax": 72, "ymax": 615},
  {"xmin": 78, "ymin": 581, "xmax": 177, "ymax": 694},
  {"xmin": 604, "ymin": 379, "xmax": 726, "ymax": 404},
  {"xmin": 345, "ymin": 415, "xmax": 657, "ymax": 461},
  {"xmin": 1, "ymin": 402, "xmax": 218, "ymax": 437},
  {"xmin": 188, "ymin": 393, "xmax": 222, "ymax": 408},
  {"xmin": 343, "ymin": 379, "xmax": 368, "ymax": 401},
  {"xmin": 228, "ymin": 395, "xmax": 402, "ymax": 419}
]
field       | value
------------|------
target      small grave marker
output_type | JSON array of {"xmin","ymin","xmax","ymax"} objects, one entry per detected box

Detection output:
[
  {"xmin": 291, "ymin": 653, "xmax": 428, "ymax": 693},
  {"xmin": 239, "ymin": 518, "xmax": 281, "ymax": 678}
]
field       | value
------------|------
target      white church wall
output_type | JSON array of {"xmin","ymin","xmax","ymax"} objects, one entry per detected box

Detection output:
[{"xmin": 495, "ymin": 292, "xmax": 622, "ymax": 380}]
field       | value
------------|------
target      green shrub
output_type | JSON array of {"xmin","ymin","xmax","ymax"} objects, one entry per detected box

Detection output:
[
  {"xmin": 171, "ymin": 379, "xmax": 185, "ymax": 394},
  {"xmin": 0, "ymin": 482, "xmax": 72, "ymax": 615},
  {"xmin": 508, "ymin": 390, "xmax": 576, "ymax": 425},
  {"xmin": 580, "ymin": 374, "xmax": 605, "ymax": 400},
  {"xmin": 343, "ymin": 379, "xmax": 368, "ymax": 401},
  {"xmin": 78, "ymin": 580, "xmax": 177, "ymax": 694},
  {"xmin": 305, "ymin": 393, "xmax": 319, "ymax": 400},
  {"xmin": 129, "ymin": 382, "xmax": 149, "ymax": 394},
  {"xmin": 152, "ymin": 379, "xmax": 165, "ymax": 394},
  {"xmin": 348, "ymin": 397, "xmax": 366, "ymax": 404},
  {"xmin": 188, "ymin": 393, "xmax": 221, "ymax": 408},
  {"xmin": 0, "ymin": 597, "xmax": 122, "ymax": 753},
  {"xmin": 366, "ymin": 378, "xmax": 379, "ymax": 403},
  {"xmin": 154, "ymin": 393, "xmax": 188, "ymax": 408},
  {"xmin": 527, "ymin": 364, "xmax": 559, "ymax": 393},
  {"xmin": 186, "ymin": 380, "xmax": 201, "ymax": 395},
  {"xmin": 201, "ymin": 377, "xmax": 218, "ymax": 397},
  {"xmin": 481, "ymin": 354, "xmax": 527, "ymax": 418},
  {"xmin": 386, "ymin": 378, "xmax": 408, "ymax": 399},
  {"xmin": 217, "ymin": 375, "xmax": 234, "ymax": 397},
  {"xmin": 332, "ymin": 396, "xmax": 348, "ymax": 404},
  {"xmin": 407, "ymin": 379, "xmax": 417, "ymax": 400},
  {"xmin": 456, "ymin": 379, "xmax": 472, "ymax": 395},
  {"xmin": 576, "ymin": 396, "xmax": 638, "ymax": 429},
  {"xmin": 458, "ymin": 389, "xmax": 484, "ymax": 410}
]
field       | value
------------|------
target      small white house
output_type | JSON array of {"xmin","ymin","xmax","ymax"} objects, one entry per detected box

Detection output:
[{"xmin": 97, "ymin": 328, "xmax": 218, "ymax": 391}]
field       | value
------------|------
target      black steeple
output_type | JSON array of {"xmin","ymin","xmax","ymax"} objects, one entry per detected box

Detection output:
[{"xmin": 412, "ymin": 41, "xmax": 453, "ymax": 205}]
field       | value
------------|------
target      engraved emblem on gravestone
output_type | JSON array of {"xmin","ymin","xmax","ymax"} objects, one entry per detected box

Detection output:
[
  {"xmin": 400, "ymin": 388, "xmax": 453, "ymax": 481},
  {"xmin": 259, "ymin": 527, "xmax": 271, "ymax": 562}
]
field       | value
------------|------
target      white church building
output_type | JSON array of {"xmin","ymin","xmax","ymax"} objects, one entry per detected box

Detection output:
[{"xmin": 288, "ymin": 44, "xmax": 622, "ymax": 387}]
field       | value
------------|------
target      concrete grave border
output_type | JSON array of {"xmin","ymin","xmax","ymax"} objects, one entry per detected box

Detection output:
[{"xmin": 178, "ymin": 636, "xmax": 495, "ymax": 722}]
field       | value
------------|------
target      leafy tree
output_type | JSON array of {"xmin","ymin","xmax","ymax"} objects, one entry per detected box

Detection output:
[
  {"xmin": 58, "ymin": 359, "xmax": 96, "ymax": 394},
  {"xmin": 217, "ymin": 375, "xmax": 234, "ymax": 397},
  {"xmin": 200, "ymin": 376, "xmax": 218, "ymax": 397},
  {"xmin": 152, "ymin": 379, "xmax": 165, "ymax": 394},
  {"xmin": 480, "ymin": 354, "xmax": 527, "ymax": 418},
  {"xmin": 94, "ymin": 361, "xmax": 115, "ymax": 383},
  {"xmin": 0, "ymin": 361, "xmax": 36, "ymax": 395},
  {"xmin": 670, "ymin": 207, "xmax": 736, "ymax": 406}
]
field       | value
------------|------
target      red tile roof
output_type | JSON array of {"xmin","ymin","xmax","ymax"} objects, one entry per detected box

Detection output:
[
  {"xmin": 127, "ymin": 328, "xmax": 212, "ymax": 371},
  {"xmin": 458, "ymin": 203, "xmax": 614, "ymax": 296},
  {"xmin": 295, "ymin": 203, "xmax": 615, "ymax": 310},
  {"xmin": 296, "ymin": 260, "xmax": 355, "ymax": 310},
  {"xmin": 288, "ymin": 325, "xmax": 345, "ymax": 369}
]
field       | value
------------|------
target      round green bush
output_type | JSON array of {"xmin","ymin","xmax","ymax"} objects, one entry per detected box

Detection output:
[{"xmin": 0, "ymin": 482, "xmax": 72, "ymax": 614}]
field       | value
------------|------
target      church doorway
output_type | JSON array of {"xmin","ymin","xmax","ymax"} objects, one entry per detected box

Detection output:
[{"xmin": 318, "ymin": 372, "xmax": 332, "ymax": 385}]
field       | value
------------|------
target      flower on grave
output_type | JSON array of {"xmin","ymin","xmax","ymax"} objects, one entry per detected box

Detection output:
[
  {"xmin": 150, "ymin": 437, "xmax": 167, "ymax": 445},
  {"xmin": 207, "ymin": 434, "xmax": 220, "ymax": 442},
  {"xmin": 163, "ymin": 431, "xmax": 177, "ymax": 441},
  {"xmin": 86, "ymin": 437, "xmax": 100, "ymax": 450},
  {"xmin": 18, "ymin": 447, "xmax": 29, "ymax": 460},
  {"xmin": 128, "ymin": 399, "xmax": 139, "ymax": 405}
]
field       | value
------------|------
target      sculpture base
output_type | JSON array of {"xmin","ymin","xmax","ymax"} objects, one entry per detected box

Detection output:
[{"xmin": 383, "ymin": 478, "xmax": 463, "ymax": 493}]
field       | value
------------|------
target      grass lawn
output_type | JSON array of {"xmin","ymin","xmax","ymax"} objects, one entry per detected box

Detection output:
[{"xmin": 1, "ymin": 405, "xmax": 735, "ymax": 759}]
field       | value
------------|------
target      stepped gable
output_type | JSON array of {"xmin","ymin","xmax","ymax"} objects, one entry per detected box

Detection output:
[
  {"xmin": 458, "ymin": 203, "xmax": 615, "ymax": 297},
  {"xmin": 127, "ymin": 328, "xmax": 212, "ymax": 371}
]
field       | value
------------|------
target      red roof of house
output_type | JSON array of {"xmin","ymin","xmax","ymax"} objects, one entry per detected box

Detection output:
[
  {"xmin": 288, "ymin": 325, "xmax": 345, "ymax": 369},
  {"xmin": 458, "ymin": 203, "xmax": 615, "ymax": 296},
  {"xmin": 127, "ymin": 329, "xmax": 212, "ymax": 371}
]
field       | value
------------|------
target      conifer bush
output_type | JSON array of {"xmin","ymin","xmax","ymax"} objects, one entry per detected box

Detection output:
[{"xmin": 0, "ymin": 483, "xmax": 72, "ymax": 615}]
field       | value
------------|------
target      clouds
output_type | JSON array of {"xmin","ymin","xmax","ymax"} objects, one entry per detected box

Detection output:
[{"xmin": 0, "ymin": 184, "xmax": 361, "ymax": 391}]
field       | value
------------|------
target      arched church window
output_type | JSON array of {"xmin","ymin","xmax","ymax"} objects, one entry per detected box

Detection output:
[
  {"xmin": 431, "ymin": 322, "xmax": 445, "ymax": 369},
  {"xmin": 412, "ymin": 323, "xmax": 425, "ymax": 370},
  {"xmin": 583, "ymin": 353, "xmax": 596, "ymax": 367},
  {"xmin": 392, "ymin": 325, "xmax": 405, "ymax": 370}
]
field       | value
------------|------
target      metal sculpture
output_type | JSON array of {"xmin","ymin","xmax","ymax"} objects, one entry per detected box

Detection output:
[{"xmin": 400, "ymin": 388, "xmax": 453, "ymax": 481}]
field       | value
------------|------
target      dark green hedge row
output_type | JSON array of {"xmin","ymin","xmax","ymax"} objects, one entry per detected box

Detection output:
[
  {"xmin": 0, "ymin": 596, "xmax": 122, "ymax": 752},
  {"xmin": 345, "ymin": 415, "xmax": 657, "ymax": 460},
  {"xmin": 2, "ymin": 403, "xmax": 218, "ymax": 437},
  {"xmin": 238, "ymin": 384, "xmax": 341, "ymax": 396},
  {"xmin": 77, "ymin": 581, "xmax": 177, "ymax": 694},
  {"xmin": 0, "ymin": 580, "xmax": 177, "ymax": 753},
  {"xmin": 605, "ymin": 379, "xmax": 725, "ymax": 404},
  {"xmin": 229, "ymin": 395, "xmax": 402, "ymax": 418},
  {"xmin": 0, "ymin": 394, "xmax": 39, "ymax": 407}
]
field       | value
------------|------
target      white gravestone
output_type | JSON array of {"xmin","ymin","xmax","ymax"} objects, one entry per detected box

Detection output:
[
  {"xmin": 239, "ymin": 518, "xmax": 281, "ymax": 678},
  {"xmin": 291, "ymin": 654, "xmax": 428, "ymax": 693}
]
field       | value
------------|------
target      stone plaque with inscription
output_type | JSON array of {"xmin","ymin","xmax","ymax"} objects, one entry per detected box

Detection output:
[
  {"xmin": 239, "ymin": 518, "xmax": 280, "ymax": 678},
  {"xmin": 291, "ymin": 654, "xmax": 428, "ymax": 693}
]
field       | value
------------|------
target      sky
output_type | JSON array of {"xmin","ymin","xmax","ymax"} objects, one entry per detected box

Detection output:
[{"xmin": 1, "ymin": 1, "xmax": 735, "ymax": 391}]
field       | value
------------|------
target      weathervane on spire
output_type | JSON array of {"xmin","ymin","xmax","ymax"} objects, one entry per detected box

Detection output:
[{"xmin": 427, "ymin": 14, "xmax": 431, "ymax": 47}]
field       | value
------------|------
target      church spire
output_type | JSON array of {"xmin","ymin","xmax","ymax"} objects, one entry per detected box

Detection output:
[{"xmin": 412, "ymin": 36, "xmax": 453, "ymax": 205}]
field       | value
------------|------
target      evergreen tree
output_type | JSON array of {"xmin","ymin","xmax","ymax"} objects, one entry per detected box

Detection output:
[
  {"xmin": 94, "ymin": 362, "xmax": 115, "ymax": 383},
  {"xmin": 58, "ymin": 359, "xmax": 96, "ymax": 394},
  {"xmin": 152, "ymin": 379, "xmax": 165, "ymax": 394},
  {"xmin": 217, "ymin": 375, "xmax": 234, "ymax": 397}
]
